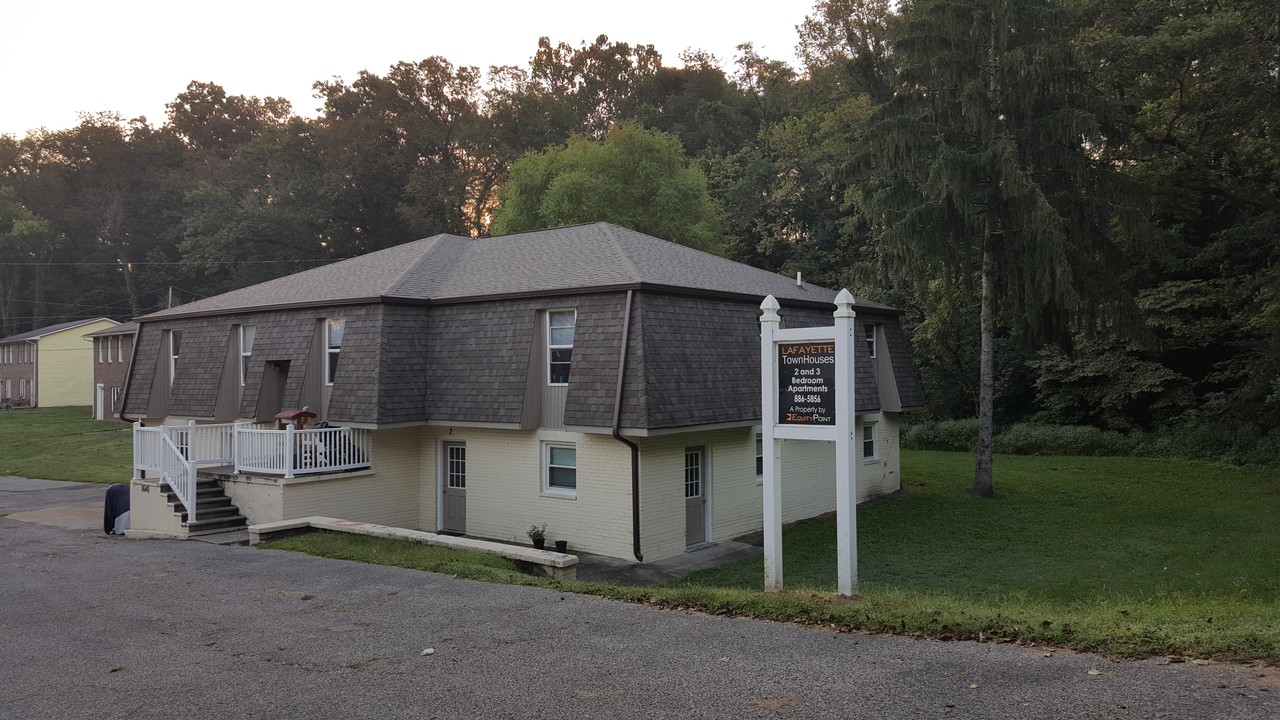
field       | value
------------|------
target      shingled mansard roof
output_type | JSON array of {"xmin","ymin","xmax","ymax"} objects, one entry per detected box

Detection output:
[
  {"xmin": 141, "ymin": 223, "xmax": 896, "ymax": 320},
  {"xmin": 1, "ymin": 318, "xmax": 117, "ymax": 343}
]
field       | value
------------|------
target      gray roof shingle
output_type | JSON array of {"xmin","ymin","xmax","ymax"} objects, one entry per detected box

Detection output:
[{"xmin": 140, "ymin": 223, "xmax": 894, "ymax": 321}]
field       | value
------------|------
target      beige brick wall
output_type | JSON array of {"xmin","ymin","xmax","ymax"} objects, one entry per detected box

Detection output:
[
  {"xmin": 37, "ymin": 320, "xmax": 116, "ymax": 406},
  {"xmin": 419, "ymin": 427, "xmax": 634, "ymax": 558},
  {"xmin": 637, "ymin": 414, "xmax": 902, "ymax": 562},
  {"xmin": 280, "ymin": 427, "xmax": 421, "ymax": 528}
]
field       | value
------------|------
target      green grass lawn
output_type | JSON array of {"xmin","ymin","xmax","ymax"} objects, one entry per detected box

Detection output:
[
  {"xmin": 266, "ymin": 451, "xmax": 1280, "ymax": 662},
  {"xmin": 0, "ymin": 406, "xmax": 133, "ymax": 483}
]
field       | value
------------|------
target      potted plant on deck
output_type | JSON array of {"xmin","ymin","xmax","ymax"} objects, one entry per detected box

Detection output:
[{"xmin": 527, "ymin": 523, "xmax": 547, "ymax": 550}]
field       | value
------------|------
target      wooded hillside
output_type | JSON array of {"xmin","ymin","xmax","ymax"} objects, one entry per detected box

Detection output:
[{"xmin": 2, "ymin": 1, "xmax": 1275, "ymax": 462}]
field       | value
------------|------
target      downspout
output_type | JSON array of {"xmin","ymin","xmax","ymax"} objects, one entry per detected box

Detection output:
[
  {"xmin": 610, "ymin": 290, "xmax": 642, "ymax": 562},
  {"xmin": 26, "ymin": 339, "xmax": 38, "ymax": 407}
]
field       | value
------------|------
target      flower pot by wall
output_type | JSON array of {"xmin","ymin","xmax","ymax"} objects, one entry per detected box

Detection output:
[
  {"xmin": 533, "ymin": 537, "xmax": 546, "ymax": 550},
  {"xmin": 554, "ymin": 540, "xmax": 568, "ymax": 553}
]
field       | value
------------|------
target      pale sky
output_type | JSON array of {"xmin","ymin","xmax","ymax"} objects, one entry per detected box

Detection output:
[{"xmin": 1, "ymin": 0, "xmax": 814, "ymax": 137}]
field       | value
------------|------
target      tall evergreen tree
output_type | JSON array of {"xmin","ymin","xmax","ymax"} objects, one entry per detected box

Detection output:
[{"xmin": 865, "ymin": 0, "xmax": 1142, "ymax": 495}]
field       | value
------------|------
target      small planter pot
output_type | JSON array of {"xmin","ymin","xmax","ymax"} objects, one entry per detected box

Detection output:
[
  {"xmin": 554, "ymin": 540, "xmax": 568, "ymax": 553},
  {"xmin": 532, "ymin": 538, "xmax": 546, "ymax": 550}
]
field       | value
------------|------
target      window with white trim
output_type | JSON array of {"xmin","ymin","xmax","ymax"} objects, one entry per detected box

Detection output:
[
  {"xmin": 169, "ymin": 330, "xmax": 182, "ymax": 387},
  {"xmin": 755, "ymin": 434, "xmax": 764, "ymax": 482},
  {"xmin": 546, "ymin": 309, "xmax": 575, "ymax": 385},
  {"xmin": 19, "ymin": 379, "xmax": 27, "ymax": 399},
  {"xmin": 239, "ymin": 325, "xmax": 256, "ymax": 386},
  {"xmin": 864, "ymin": 323, "xmax": 876, "ymax": 359},
  {"xmin": 98, "ymin": 338, "xmax": 105, "ymax": 363},
  {"xmin": 862, "ymin": 422, "xmax": 877, "ymax": 460},
  {"xmin": 325, "ymin": 318, "xmax": 344, "ymax": 386},
  {"xmin": 543, "ymin": 442, "xmax": 577, "ymax": 494},
  {"xmin": 117, "ymin": 336, "xmax": 124, "ymax": 362},
  {"xmin": 110, "ymin": 386, "xmax": 121, "ymax": 413}
]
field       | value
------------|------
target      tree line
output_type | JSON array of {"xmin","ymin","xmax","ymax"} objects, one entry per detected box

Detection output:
[{"xmin": 1, "ymin": 0, "xmax": 1276, "ymax": 468}]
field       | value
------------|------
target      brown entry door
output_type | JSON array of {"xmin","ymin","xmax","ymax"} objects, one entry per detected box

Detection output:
[
  {"xmin": 442, "ymin": 442, "xmax": 466, "ymax": 533},
  {"xmin": 685, "ymin": 447, "xmax": 706, "ymax": 547}
]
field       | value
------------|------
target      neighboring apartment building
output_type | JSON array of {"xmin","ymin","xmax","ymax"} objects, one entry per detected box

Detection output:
[
  {"xmin": 84, "ymin": 322, "xmax": 137, "ymax": 421},
  {"xmin": 122, "ymin": 223, "xmax": 923, "ymax": 559},
  {"xmin": 0, "ymin": 318, "xmax": 118, "ymax": 408}
]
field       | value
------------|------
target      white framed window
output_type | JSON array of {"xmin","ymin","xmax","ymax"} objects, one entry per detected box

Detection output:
[
  {"xmin": 97, "ymin": 339, "xmax": 105, "ymax": 363},
  {"xmin": 864, "ymin": 323, "xmax": 876, "ymax": 359},
  {"xmin": 684, "ymin": 448, "xmax": 704, "ymax": 498},
  {"xmin": 755, "ymin": 433, "xmax": 764, "ymax": 483},
  {"xmin": 19, "ymin": 379, "xmax": 27, "ymax": 399},
  {"xmin": 110, "ymin": 386, "xmax": 121, "ymax": 413},
  {"xmin": 117, "ymin": 336, "xmax": 124, "ymax": 363},
  {"xmin": 168, "ymin": 330, "xmax": 182, "ymax": 387},
  {"xmin": 325, "ymin": 318, "xmax": 344, "ymax": 386},
  {"xmin": 543, "ymin": 442, "xmax": 577, "ymax": 495},
  {"xmin": 862, "ymin": 422, "xmax": 877, "ymax": 461},
  {"xmin": 239, "ymin": 325, "xmax": 256, "ymax": 386},
  {"xmin": 546, "ymin": 309, "xmax": 575, "ymax": 385}
]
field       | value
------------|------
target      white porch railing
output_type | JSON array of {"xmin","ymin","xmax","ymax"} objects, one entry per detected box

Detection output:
[
  {"xmin": 236, "ymin": 425, "xmax": 372, "ymax": 479},
  {"xmin": 134, "ymin": 421, "xmax": 372, "ymax": 484}
]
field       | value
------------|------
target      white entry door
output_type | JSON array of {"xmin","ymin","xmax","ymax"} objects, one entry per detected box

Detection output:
[
  {"xmin": 441, "ymin": 442, "xmax": 466, "ymax": 533},
  {"xmin": 685, "ymin": 447, "xmax": 707, "ymax": 547}
]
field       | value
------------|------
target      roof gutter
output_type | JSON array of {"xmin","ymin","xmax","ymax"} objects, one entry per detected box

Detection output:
[{"xmin": 610, "ymin": 289, "xmax": 642, "ymax": 562}]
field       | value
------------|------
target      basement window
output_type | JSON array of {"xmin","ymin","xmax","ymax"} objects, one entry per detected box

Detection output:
[{"xmin": 543, "ymin": 442, "xmax": 577, "ymax": 495}]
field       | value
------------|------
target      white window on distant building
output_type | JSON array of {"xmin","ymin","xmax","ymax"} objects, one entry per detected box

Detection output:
[
  {"xmin": 325, "ymin": 319, "xmax": 344, "ymax": 386},
  {"xmin": 110, "ymin": 386, "xmax": 122, "ymax": 413},
  {"xmin": 98, "ymin": 338, "xmax": 105, "ymax": 363},
  {"xmin": 240, "ymin": 325, "xmax": 256, "ymax": 386},
  {"xmin": 118, "ymin": 336, "xmax": 124, "ymax": 362},
  {"xmin": 543, "ymin": 442, "xmax": 577, "ymax": 495}
]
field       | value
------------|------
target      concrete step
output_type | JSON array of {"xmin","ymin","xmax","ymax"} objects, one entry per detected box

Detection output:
[
  {"xmin": 184, "ymin": 515, "xmax": 247, "ymax": 533},
  {"xmin": 180, "ymin": 504, "xmax": 241, "ymax": 523},
  {"xmin": 187, "ymin": 528, "xmax": 251, "ymax": 546}
]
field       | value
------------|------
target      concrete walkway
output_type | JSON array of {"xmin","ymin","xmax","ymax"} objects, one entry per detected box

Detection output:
[
  {"xmin": 575, "ymin": 540, "xmax": 762, "ymax": 585},
  {"xmin": 0, "ymin": 476, "xmax": 108, "ymax": 531}
]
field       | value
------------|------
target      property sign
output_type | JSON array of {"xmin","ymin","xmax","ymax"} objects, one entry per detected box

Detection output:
[
  {"xmin": 777, "ymin": 341, "xmax": 836, "ymax": 425},
  {"xmin": 760, "ymin": 290, "xmax": 859, "ymax": 596}
]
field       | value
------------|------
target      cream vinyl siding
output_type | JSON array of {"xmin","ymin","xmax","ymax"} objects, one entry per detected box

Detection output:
[{"xmin": 37, "ymin": 319, "xmax": 116, "ymax": 406}]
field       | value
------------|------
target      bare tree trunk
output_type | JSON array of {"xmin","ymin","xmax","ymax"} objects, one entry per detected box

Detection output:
[{"xmin": 974, "ymin": 228, "xmax": 996, "ymax": 497}]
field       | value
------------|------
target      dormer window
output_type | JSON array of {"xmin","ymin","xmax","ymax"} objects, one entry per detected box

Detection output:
[
  {"xmin": 864, "ymin": 323, "xmax": 876, "ymax": 359},
  {"xmin": 239, "ymin": 325, "xmax": 256, "ymax": 386},
  {"xmin": 325, "ymin": 318, "xmax": 344, "ymax": 386},
  {"xmin": 169, "ymin": 330, "xmax": 182, "ymax": 387},
  {"xmin": 547, "ymin": 310, "xmax": 575, "ymax": 385}
]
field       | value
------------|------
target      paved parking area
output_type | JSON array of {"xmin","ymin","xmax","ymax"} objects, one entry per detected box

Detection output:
[{"xmin": 1, "ymin": 478, "xmax": 1276, "ymax": 720}]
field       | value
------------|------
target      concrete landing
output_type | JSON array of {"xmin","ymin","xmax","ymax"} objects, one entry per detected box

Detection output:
[{"xmin": 575, "ymin": 540, "xmax": 762, "ymax": 586}]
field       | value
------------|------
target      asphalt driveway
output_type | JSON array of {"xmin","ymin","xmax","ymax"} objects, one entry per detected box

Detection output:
[{"xmin": 0, "ymin": 479, "xmax": 1275, "ymax": 720}]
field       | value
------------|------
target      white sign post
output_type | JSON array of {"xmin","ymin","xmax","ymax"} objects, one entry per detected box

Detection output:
[{"xmin": 760, "ymin": 289, "xmax": 859, "ymax": 597}]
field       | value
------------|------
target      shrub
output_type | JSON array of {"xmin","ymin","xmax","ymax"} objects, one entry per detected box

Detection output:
[
  {"xmin": 902, "ymin": 418, "xmax": 980, "ymax": 452},
  {"xmin": 995, "ymin": 423, "xmax": 1135, "ymax": 457}
]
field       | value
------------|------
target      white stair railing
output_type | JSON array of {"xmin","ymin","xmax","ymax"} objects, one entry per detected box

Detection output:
[{"xmin": 159, "ymin": 433, "xmax": 197, "ymax": 523}]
